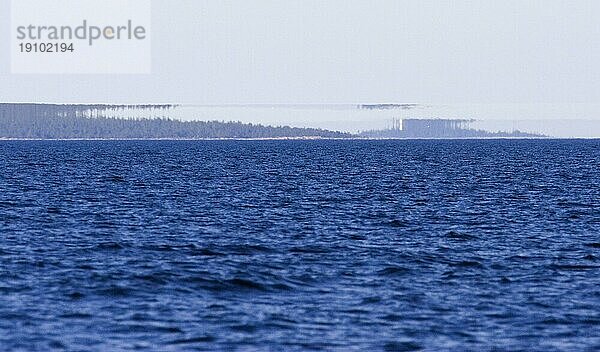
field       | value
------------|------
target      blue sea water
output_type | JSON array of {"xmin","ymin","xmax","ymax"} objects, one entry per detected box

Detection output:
[{"xmin": 0, "ymin": 139, "xmax": 599, "ymax": 351}]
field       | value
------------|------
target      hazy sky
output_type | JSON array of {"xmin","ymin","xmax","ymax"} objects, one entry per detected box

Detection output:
[{"xmin": 1, "ymin": 0, "xmax": 600, "ymax": 107}]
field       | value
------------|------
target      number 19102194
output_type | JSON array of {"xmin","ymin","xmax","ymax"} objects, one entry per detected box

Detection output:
[{"xmin": 19, "ymin": 42, "xmax": 74, "ymax": 53}]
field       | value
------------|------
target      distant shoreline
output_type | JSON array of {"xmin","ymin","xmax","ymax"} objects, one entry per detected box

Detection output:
[
  {"xmin": 2, "ymin": 137, "xmax": 597, "ymax": 141},
  {"xmin": 0, "ymin": 103, "xmax": 552, "ymax": 138}
]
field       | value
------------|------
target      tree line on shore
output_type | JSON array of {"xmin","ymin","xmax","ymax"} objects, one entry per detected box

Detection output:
[
  {"xmin": 0, "ymin": 103, "xmax": 545, "ymax": 139},
  {"xmin": 0, "ymin": 104, "xmax": 350, "ymax": 139}
]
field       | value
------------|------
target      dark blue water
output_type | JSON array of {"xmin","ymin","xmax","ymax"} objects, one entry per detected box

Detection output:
[{"xmin": 1, "ymin": 140, "xmax": 599, "ymax": 351}]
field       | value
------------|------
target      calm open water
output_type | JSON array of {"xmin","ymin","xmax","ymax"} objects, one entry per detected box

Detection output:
[{"xmin": 0, "ymin": 140, "xmax": 599, "ymax": 351}]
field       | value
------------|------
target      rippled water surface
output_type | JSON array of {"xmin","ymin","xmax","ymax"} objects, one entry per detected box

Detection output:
[{"xmin": 1, "ymin": 140, "xmax": 599, "ymax": 351}]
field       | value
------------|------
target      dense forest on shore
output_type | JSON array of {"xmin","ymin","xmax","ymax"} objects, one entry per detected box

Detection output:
[
  {"xmin": 359, "ymin": 127, "xmax": 545, "ymax": 138},
  {"xmin": 0, "ymin": 103, "xmax": 546, "ymax": 139},
  {"xmin": 359, "ymin": 118, "xmax": 546, "ymax": 138},
  {"xmin": 0, "ymin": 103, "xmax": 350, "ymax": 139}
]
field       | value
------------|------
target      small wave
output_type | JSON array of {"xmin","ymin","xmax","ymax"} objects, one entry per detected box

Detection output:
[
  {"xmin": 66, "ymin": 291, "xmax": 85, "ymax": 300},
  {"xmin": 382, "ymin": 314, "xmax": 403, "ymax": 322},
  {"xmin": 48, "ymin": 340, "xmax": 66, "ymax": 349},
  {"xmin": 135, "ymin": 274, "xmax": 170, "ymax": 285},
  {"xmin": 230, "ymin": 324, "xmax": 258, "ymax": 333},
  {"xmin": 195, "ymin": 276, "xmax": 295, "ymax": 293},
  {"xmin": 0, "ymin": 286, "xmax": 29, "ymax": 294},
  {"xmin": 95, "ymin": 242, "xmax": 128, "ymax": 250},
  {"xmin": 361, "ymin": 296, "xmax": 382, "ymax": 304},
  {"xmin": 348, "ymin": 234, "xmax": 367, "ymax": 240},
  {"xmin": 168, "ymin": 336, "xmax": 216, "ymax": 345},
  {"xmin": 384, "ymin": 341, "xmax": 422, "ymax": 352},
  {"xmin": 450, "ymin": 260, "xmax": 484, "ymax": 268},
  {"xmin": 188, "ymin": 248, "xmax": 225, "ymax": 257},
  {"xmin": 550, "ymin": 264, "xmax": 599, "ymax": 271},
  {"xmin": 388, "ymin": 219, "xmax": 408, "ymax": 228},
  {"xmin": 103, "ymin": 175, "xmax": 127, "ymax": 183},
  {"xmin": 113, "ymin": 324, "xmax": 183, "ymax": 334},
  {"xmin": 446, "ymin": 231, "xmax": 477, "ymax": 240},
  {"xmin": 225, "ymin": 278, "xmax": 267, "ymax": 291},
  {"xmin": 184, "ymin": 276, "xmax": 221, "ymax": 289},
  {"xmin": 441, "ymin": 270, "xmax": 458, "ymax": 279},
  {"xmin": 377, "ymin": 266, "xmax": 410, "ymax": 276},
  {"xmin": 289, "ymin": 246, "xmax": 329, "ymax": 254},
  {"xmin": 77, "ymin": 264, "xmax": 95, "ymax": 270},
  {"xmin": 142, "ymin": 244, "xmax": 179, "ymax": 252},
  {"xmin": 97, "ymin": 285, "xmax": 133, "ymax": 297},
  {"xmin": 540, "ymin": 317, "xmax": 571, "ymax": 325},
  {"xmin": 58, "ymin": 312, "xmax": 93, "ymax": 319},
  {"xmin": 508, "ymin": 255, "xmax": 532, "ymax": 261},
  {"xmin": 46, "ymin": 207, "xmax": 61, "ymax": 214},
  {"xmin": 222, "ymin": 244, "xmax": 277, "ymax": 255},
  {"xmin": 0, "ymin": 201, "xmax": 17, "ymax": 209}
]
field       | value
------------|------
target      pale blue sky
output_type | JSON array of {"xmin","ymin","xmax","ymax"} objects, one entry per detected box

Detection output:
[{"xmin": 1, "ymin": 0, "xmax": 600, "ymax": 108}]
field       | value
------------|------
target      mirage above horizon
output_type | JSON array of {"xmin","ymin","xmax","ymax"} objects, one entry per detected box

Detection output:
[{"xmin": 0, "ymin": 103, "xmax": 549, "ymax": 140}]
